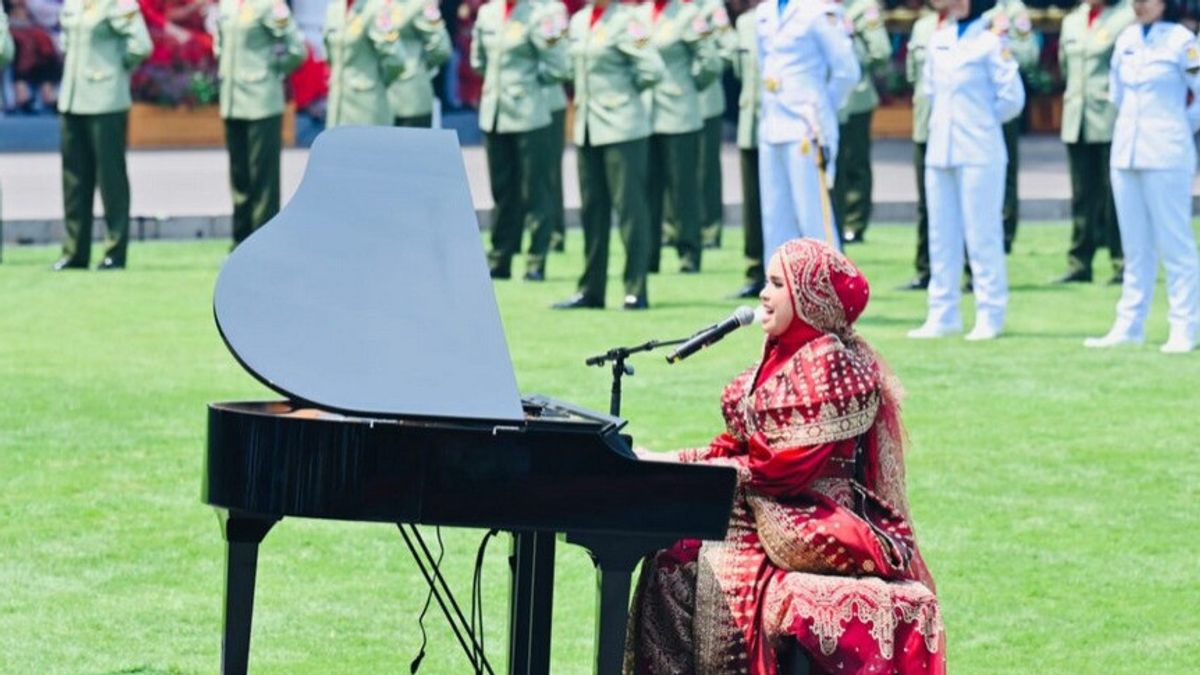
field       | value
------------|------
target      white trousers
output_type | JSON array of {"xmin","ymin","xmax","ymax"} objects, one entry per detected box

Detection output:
[
  {"xmin": 923, "ymin": 163, "xmax": 1008, "ymax": 331},
  {"xmin": 1110, "ymin": 168, "xmax": 1200, "ymax": 342},
  {"xmin": 759, "ymin": 140, "xmax": 840, "ymax": 268}
]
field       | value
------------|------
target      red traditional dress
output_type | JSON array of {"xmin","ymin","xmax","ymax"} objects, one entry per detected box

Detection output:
[{"xmin": 626, "ymin": 240, "xmax": 945, "ymax": 675}]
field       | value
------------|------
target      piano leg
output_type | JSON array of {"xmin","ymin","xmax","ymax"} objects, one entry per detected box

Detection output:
[
  {"xmin": 508, "ymin": 530, "xmax": 556, "ymax": 675},
  {"xmin": 216, "ymin": 510, "xmax": 278, "ymax": 675},
  {"xmin": 564, "ymin": 533, "xmax": 675, "ymax": 675}
]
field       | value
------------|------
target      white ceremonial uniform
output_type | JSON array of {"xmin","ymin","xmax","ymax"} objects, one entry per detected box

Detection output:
[
  {"xmin": 913, "ymin": 17, "xmax": 1025, "ymax": 339},
  {"xmin": 1092, "ymin": 21, "xmax": 1200, "ymax": 352},
  {"xmin": 755, "ymin": 0, "xmax": 859, "ymax": 261}
]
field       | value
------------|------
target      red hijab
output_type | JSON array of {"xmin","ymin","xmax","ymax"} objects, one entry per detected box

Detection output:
[{"xmin": 755, "ymin": 239, "xmax": 870, "ymax": 387}]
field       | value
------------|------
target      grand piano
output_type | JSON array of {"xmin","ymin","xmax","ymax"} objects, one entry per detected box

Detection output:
[{"xmin": 203, "ymin": 128, "xmax": 738, "ymax": 674}]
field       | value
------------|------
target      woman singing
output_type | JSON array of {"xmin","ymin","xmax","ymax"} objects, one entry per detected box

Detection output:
[
  {"xmin": 627, "ymin": 239, "xmax": 945, "ymax": 675},
  {"xmin": 1084, "ymin": 0, "xmax": 1200, "ymax": 353}
]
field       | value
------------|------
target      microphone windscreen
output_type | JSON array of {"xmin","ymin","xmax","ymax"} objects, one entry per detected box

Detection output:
[
  {"xmin": 752, "ymin": 306, "xmax": 765, "ymax": 324},
  {"xmin": 733, "ymin": 306, "xmax": 757, "ymax": 326}
]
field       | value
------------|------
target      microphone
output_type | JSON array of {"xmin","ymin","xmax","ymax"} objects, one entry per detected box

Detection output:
[{"xmin": 666, "ymin": 306, "xmax": 760, "ymax": 364}]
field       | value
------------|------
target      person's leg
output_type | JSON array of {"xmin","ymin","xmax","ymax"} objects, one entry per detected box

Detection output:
[
  {"xmin": 1105, "ymin": 168, "xmax": 1155, "ymax": 341},
  {"xmin": 834, "ymin": 110, "xmax": 872, "ymax": 242},
  {"xmin": 246, "ymin": 115, "xmax": 283, "ymax": 237},
  {"xmin": 518, "ymin": 126, "xmax": 553, "ymax": 278},
  {"xmin": 91, "ymin": 111, "xmax": 131, "ymax": 266},
  {"xmin": 1144, "ymin": 168, "xmax": 1199, "ymax": 347},
  {"xmin": 790, "ymin": 142, "xmax": 835, "ymax": 247},
  {"xmin": 700, "ymin": 114, "xmax": 724, "ymax": 248},
  {"xmin": 960, "ymin": 162, "xmax": 1008, "ymax": 336},
  {"xmin": 59, "ymin": 112, "xmax": 96, "ymax": 267},
  {"xmin": 666, "ymin": 130, "xmax": 703, "ymax": 272},
  {"xmin": 1001, "ymin": 118, "xmax": 1020, "ymax": 253},
  {"xmin": 393, "ymin": 114, "xmax": 433, "ymax": 127},
  {"xmin": 1094, "ymin": 142, "xmax": 1123, "ymax": 280},
  {"xmin": 916, "ymin": 166, "xmax": 965, "ymax": 334},
  {"xmin": 646, "ymin": 134, "xmax": 666, "ymax": 274},
  {"xmin": 759, "ymin": 142, "xmax": 799, "ymax": 266},
  {"xmin": 740, "ymin": 147, "xmax": 764, "ymax": 290},
  {"xmin": 570, "ymin": 143, "xmax": 611, "ymax": 305},
  {"xmin": 546, "ymin": 108, "xmax": 567, "ymax": 252},
  {"xmin": 608, "ymin": 138, "xmax": 652, "ymax": 304},
  {"xmin": 912, "ymin": 141, "xmax": 930, "ymax": 286},
  {"xmin": 485, "ymin": 131, "xmax": 521, "ymax": 277},
  {"xmin": 225, "ymin": 118, "xmax": 253, "ymax": 245},
  {"xmin": 1063, "ymin": 141, "xmax": 1094, "ymax": 279}
]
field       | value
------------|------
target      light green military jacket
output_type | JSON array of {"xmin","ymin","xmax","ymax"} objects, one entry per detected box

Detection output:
[
  {"xmin": 57, "ymin": 0, "xmax": 150, "ymax": 115},
  {"xmin": 537, "ymin": 0, "xmax": 569, "ymax": 113},
  {"xmin": 906, "ymin": 10, "xmax": 938, "ymax": 143},
  {"xmin": 216, "ymin": 0, "xmax": 307, "ymax": 121},
  {"xmin": 324, "ymin": 0, "xmax": 406, "ymax": 128},
  {"xmin": 1059, "ymin": 2, "xmax": 1133, "ymax": 144},
  {"xmin": 567, "ymin": 2, "xmax": 664, "ymax": 146},
  {"xmin": 841, "ymin": 0, "xmax": 891, "ymax": 119},
  {"xmin": 697, "ymin": 0, "xmax": 733, "ymax": 119},
  {"xmin": 1, "ymin": 7, "xmax": 13, "ymax": 69},
  {"xmin": 472, "ymin": 0, "xmax": 569, "ymax": 133},
  {"xmin": 388, "ymin": 0, "xmax": 452, "ymax": 118},
  {"xmin": 731, "ymin": 10, "xmax": 758, "ymax": 150},
  {"xmin": 638, "ymin": 0, "xmax": 720, "ymax": 135},
  {"xmin": 988, "ymin": 0, "xmax": 1038, "ymax": 71}
]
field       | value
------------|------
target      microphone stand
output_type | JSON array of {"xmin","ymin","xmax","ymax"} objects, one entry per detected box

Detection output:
[{"xmin": 584, "ymin": 338, "xmax": 688, "ymax": 416}]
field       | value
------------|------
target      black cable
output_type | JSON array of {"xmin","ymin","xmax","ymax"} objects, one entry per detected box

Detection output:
[
  {"xmin": 471, "ymin": 529, "xmax": 499, "ymax": 674},
  {"xmin": 409, "ymin": 527, "xmax": 447, "ymax": 674}
]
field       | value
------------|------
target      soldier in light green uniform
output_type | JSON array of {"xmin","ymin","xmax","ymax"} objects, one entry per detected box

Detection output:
[
  {"xmin": 216, "ymin": 0, "xmax": 306, "ymax": 247},
  {"xmin": 0, "ymin": 6, "xmax": 12, "ymax": 264},
  {"xmin": 553, "ymin": 0, "xmax": 664, "ymax": 309},
  {"xmin": 1055, "ymin": 0, "xmax": 1131, "ymax": 284},
  {"xmin": 54, "ymin": 0, "xmax": 150, "ymax": 271},
  {"xmin": 728, "ymin": 6, "xmax": 763, "ymax": 299},
  {"xmin": 641, "ymin": 0, "xmax": 719, "ymax": 274},
  {"xmin": 900, "ymin": 0, "xmax": 945, "ymax": 289},
  {"xmin": 472, "ymin": 0, "xmax": 568, "ymax": 280},
  {"xmin": 696, "ymin": 0, "xmax": 733, "ymax": 249},
  {"xmin": 989, "ymin": 0, "xmax": 1038, "ymax": 253},
  {"xmin": 388, "ymin": 0, "xmax": 452, "ymax": 127},
  {"xmin": 834, "ymin": 0, "xmax": 890, "ymax": 245},
  {"xmin": 539, "ymin": 0, "xmax": 569, "ymax": 253},
  {"xmin": 323, "ymin": 0, "xmax": 406, "ymax": 128}
]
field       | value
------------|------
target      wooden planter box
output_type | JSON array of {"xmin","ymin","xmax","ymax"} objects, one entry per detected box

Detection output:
[
  {"xmin": 127, "ymin": 102, "xmax": 296, "ymax": 148},
  {"xmin": 1026, "ymin": 95, "xmax": 1062, "ymax": 134},
  {"xmin": 871, "ymin": 102, "xmax": 913, "ymax": 139}
]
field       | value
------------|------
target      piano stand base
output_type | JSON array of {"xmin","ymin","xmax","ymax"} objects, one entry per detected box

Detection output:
[
  {"xmin": 564, "ymin": 532, "xmax": 676, "ymax": 675},
  {"xmin": 217, "ymin": 510, "xmax": 278, "ymax": 675}
]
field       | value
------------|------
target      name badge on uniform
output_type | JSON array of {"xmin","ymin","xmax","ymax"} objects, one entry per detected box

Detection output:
[
  {"xmin": 348, "ymin": 15, "xmax": 365, "ymax": 37},
  {"xmin": 507, "ymin": 21, "xmax": 524, "ymax": 40},
  {"xmin": 1096, "ymin": 29, "xmax": 1109, "ymax": 43},
  {"xmin": 239, "ymin": 4, "xmax": 256, "ymax": 23}
]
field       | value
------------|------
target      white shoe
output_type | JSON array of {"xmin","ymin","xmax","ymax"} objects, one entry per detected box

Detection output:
[
  {"xmin": 1160, "ymin": 336, "xmax": 1196, "ymax": 354},
  {"xmin": 965, "ymin": 324, "xmax": 1001, "ymax": 341},
  {"xmin": 1083, "ymin": 332, "xmax": 1143, "ymax": 349},
  {"xmin": 906, "ymin": 323, "xmax": 960, "ymax": 339}
]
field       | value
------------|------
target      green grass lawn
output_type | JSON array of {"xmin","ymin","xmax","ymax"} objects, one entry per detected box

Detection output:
[{"xmin": 1, "ymin": 223, "xmax": 1198, "ymax": 674}]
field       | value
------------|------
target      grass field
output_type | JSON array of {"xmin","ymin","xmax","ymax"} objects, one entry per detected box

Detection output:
[{"xmin": 1, "ymin": 223, "xmax": 1198, "ymax": 674}]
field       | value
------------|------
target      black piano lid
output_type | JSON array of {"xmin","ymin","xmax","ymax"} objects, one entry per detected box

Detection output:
[{"xmin": 213, "ymin": 127, "xmax": 525, "ymax": 423}]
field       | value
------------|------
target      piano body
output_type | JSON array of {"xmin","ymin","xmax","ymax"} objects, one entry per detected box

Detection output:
[{"xmin": 204, "ymin": 128, "xmax": 737, "ymax": 674}]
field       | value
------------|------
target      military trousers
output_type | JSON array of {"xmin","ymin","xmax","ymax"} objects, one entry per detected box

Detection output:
[
  {"xmin": 576, "ymin": 138, "xmax": 651, "ymax": 305},
  {"xmin": 1002, "ymin": 118, "xmax": 1020, "ymax": 253},
  {"xmin": 739, "ymin": 147, "xmax": 763, "ymax": 286},
  {"xmin": 760, "ymin": 140, "xmax": 839, "ymax": 267},
  {"xmin": 394, "ymin": 114, "xmax": 433, "ymax": 128},
  {"xmin": 913, "ymin": 141, "xmax": 930, "ymax": 281},
  {"xmin": 1066, "ymin": 141, "xmax": 1122, "ymax": 277},
  {"xmin": 699, "ymin": 114, "xmax": 724, "ymax": 247},
  {"xmin": 484, "ymin": 126, "xmax": 553, "ymax": 277},
  {"xmin": 225, "ymin": 115, "xmax": 283, "ymax": 246},
  {"xmin": 647, "ymin": 130, "xmax": 703, "ymax": 273},
  {"xmin": 545, "ymin": 108, "xmax": 567, "ymax": 252},
  {"xmin": 833, "ymin": 109, "xmax": 873, "ymax": 240},
  {"xmin": 60, "ymin": 111, "xmax": 131, "ymax": 266}
]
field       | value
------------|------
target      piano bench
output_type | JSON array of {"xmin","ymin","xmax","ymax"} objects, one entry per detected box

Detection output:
[{"xmin": 777, "ymin": 637, "xmax": 812, "ymax": 675}]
